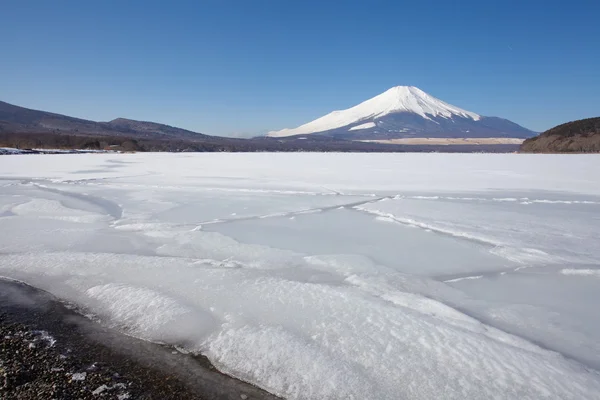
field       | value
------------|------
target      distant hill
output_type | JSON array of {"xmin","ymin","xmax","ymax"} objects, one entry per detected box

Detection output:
[
  {"xmin": 103, "ymin": 118, "xmax": 209, "ymax": 139},
  {"xmin": 0, "ymin": 100, "xmax": 106, "ymax": 135},
  {"xmin": 0, "ymin": 99, "xmax": 521, "ymax": 153},
  {"xmin": 0, "ymin": 100, "xmax": 210, "ymax": 140},
  {"xmin": 520, "ymin": 117, "xmax": 600, "ymax": 153}
]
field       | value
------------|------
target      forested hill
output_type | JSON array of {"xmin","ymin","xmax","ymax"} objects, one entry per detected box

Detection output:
[{"xmin": 520, "ymin": 117, "xmax": 600, "ymax": 153}]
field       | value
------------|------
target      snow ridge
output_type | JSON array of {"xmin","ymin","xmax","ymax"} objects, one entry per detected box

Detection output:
[{"xmin": 268, "ymin": 86, "xmax": 480, "ymax": 137}]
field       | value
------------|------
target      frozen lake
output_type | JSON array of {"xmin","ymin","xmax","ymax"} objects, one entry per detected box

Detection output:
[{"xmin": 1, "ymin": 153, "xmax": 600, "ymax": 399}]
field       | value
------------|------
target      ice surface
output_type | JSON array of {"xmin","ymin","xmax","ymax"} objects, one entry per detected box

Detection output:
[
  {"xmin": 1, "ymin": 153, "xmax": 600, "ymax": 399},
  {"xmin": 357, "ymin": 194, "xmax": 600, "ymax": 267}
]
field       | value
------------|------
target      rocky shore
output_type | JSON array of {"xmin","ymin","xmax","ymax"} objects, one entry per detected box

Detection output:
[{"xmin": 0, "ymin": 279, "xmax": 280, "ymax": 400}]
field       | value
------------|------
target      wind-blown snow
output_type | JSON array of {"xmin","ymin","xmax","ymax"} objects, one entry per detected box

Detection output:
[
  {"xmin": 268, "ymin": 86, "xmax": 481, "ymax": 137},
  {"xmin": 349, "ymin": 122, "xmax": 376, "ymax": 131},
  {"xmin": 1, "ymin": 153, "xmax": 600, "ymax": 400},
  {"xmin": 561, "ymin": 269, "xmax": 600, "ymax": 277}
]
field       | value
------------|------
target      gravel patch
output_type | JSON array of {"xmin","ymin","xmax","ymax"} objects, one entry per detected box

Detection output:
[{"xmin": 0, "ymin": 279, "xmax": 280, "ymax": 400}]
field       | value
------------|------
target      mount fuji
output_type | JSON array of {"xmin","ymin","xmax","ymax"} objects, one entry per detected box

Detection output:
[{"xmin": 268, "ymin": 86, "xmax": 536, "ymax": 140}]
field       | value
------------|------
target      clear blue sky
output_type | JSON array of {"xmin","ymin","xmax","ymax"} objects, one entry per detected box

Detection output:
[{"xmin": 2, "ymin": 0, "xmax": 599, "ymax": 136}]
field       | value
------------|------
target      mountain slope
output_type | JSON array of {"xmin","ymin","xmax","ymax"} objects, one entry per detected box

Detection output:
[
  {"xmin": 0, "ymin": 100, "xmax": 107, "ymax": 134},
  {"xmin": 520, "ymin": 117, "xmax": 600, "ymax": 153},
  {"xmin": 268, "ymin": 86, "xmax": 536, "ymax": 139},
  {"xmin": 0, "ymin": 98, "xmax": 523, "ymax": 153},
  {"xmin": 0, "ymin": 101, "xmax": 210, "ymax": 139},
  {"xmin": 104, "ymin": 118, "xmax": 210, "ymax": 139}
]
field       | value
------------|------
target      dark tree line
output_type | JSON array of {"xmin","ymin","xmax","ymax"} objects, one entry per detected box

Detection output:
[{"xmin": 0, "ymin": 131, "xmax": 519, "ymax": 153}]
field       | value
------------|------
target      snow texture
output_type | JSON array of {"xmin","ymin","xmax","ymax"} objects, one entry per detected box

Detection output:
[
  {"xmin": 561, "ymin": 269, "xmax": 600, "ymax": 277},
  {"xmin": 268, "ymin": 86, "xmax": 480, "ymax": 137},
  {"xmin": 1, "ymin": 153, "xmax": 600, "ymax": 400},
  {"xmin": 348, "ymin": 122, "xmax": 376, "ymax": 131}
]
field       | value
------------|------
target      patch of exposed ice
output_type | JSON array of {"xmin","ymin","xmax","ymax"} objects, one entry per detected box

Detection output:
[
  {"xmin": 561, "ymin": 269, "xmax": 600, "ymax": 277},
  {"xmin": 12, "ymin": 198, "xmax": 109, "ymax": 223}
]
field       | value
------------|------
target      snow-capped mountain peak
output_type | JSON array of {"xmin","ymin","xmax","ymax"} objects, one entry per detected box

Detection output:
[
  {"xmin": 268, "ymin": 86, "xmax": 481, "ymax": 137},
  {"xmin": 373, "ymin": 86, "xmax": 480, "ymax": 121}
]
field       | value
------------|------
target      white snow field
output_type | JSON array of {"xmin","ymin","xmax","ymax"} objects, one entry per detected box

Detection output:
[{"xmin": 1, "ymin": 153, "xmax": 600, "ymax": 399}]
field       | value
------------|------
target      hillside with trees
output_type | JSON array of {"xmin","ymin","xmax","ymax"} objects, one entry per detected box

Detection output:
[{"xmin": 520, "ymin": 117, "xmax": 600, "ymax": 153}]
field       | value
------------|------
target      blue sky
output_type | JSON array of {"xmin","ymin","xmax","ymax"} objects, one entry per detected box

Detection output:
[{"xmin": 2, "ymin": 0, "xmax": 599, "ymax": 136}]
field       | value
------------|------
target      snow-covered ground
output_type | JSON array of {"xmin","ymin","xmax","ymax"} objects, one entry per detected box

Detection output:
[{"xmin": 1, "ymin": 153, "xmax": 600, "ymax": 399}]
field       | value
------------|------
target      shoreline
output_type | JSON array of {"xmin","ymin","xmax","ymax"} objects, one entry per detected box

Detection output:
[
  {"xmin": 0, "ymin": 278, "xmax": 280, "ymax": 400},
  {"xmin": 358, "ymin": 137, "xmax": 525, "ymax": 145}
]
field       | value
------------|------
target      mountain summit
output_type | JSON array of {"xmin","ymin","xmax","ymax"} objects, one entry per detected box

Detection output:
[{"xmin": 268, "ymin": 86, "xmax": 535, "ymax": 139}]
